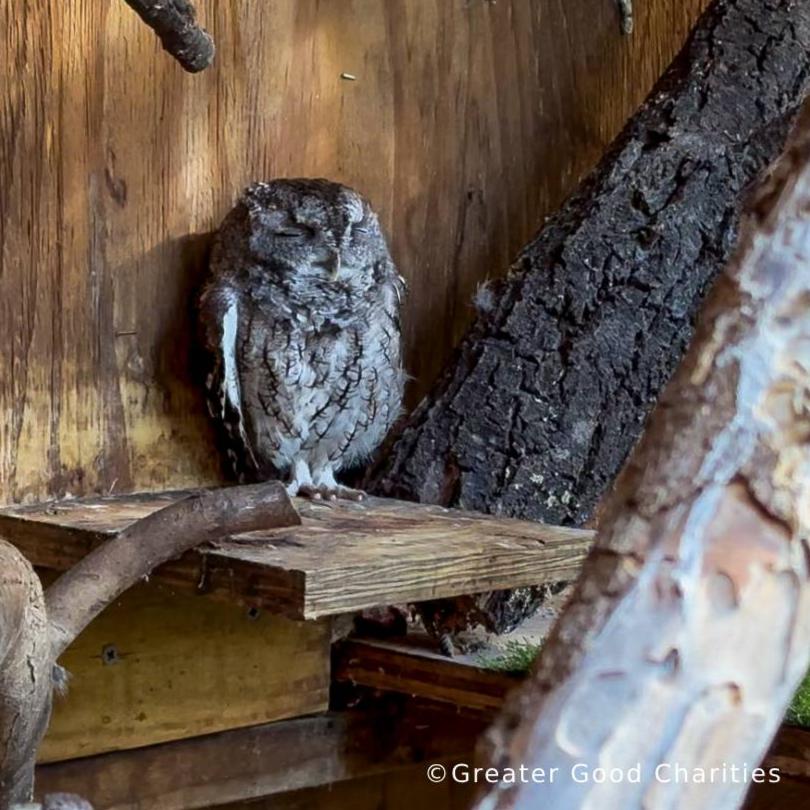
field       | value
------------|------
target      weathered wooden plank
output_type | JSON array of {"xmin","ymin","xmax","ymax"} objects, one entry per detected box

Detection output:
[
  {"xmin": 38, "ymin": 578, "xmax": 329, "ymax": 763},
  {"xmin": 0, "ymin": 491, "xmax": 594, "ymax": 619},
  {"xmin": 215, "ymin": 763, "xmax": 477, "ymax": 810},
  {"xmin": 35, "ymin": 702, "xmax": 484, "ymax": 809},
  {"xmin": 35, "ymin": 693, "xmax": 810, "ymax": 810},
  {"xmin": 0, "ymin": 0, "xmax": 710, "ymax": 505}
]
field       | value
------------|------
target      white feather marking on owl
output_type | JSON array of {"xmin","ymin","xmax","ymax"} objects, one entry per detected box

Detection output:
[
  {"xmin": 221, "ymin": 293, "xmax": 241, "ymax": 414},
  {"xmin": 221, "ymin": 293, "xmax": 259, "ymax": 468}
]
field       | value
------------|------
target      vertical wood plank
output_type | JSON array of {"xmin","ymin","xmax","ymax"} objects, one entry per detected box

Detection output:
[{"xmin": 0, "ymin": 0, "xmax": 710, "ymax": 503}]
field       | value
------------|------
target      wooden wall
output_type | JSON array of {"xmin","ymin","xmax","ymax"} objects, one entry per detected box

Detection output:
[{"xmin": 0, "ymin": 0, "xmax": 710, "ymax": 504}]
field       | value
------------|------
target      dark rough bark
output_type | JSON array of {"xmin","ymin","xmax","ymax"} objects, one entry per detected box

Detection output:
[
  {"xmin": 367, "ymin": 0, "xmax": 810, "ymax": 635},
  {"xmin": 121, "ymin": 0, "xmax": 215, "ymax": 73}
]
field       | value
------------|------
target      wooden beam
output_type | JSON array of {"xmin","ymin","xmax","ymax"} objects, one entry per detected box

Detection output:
[
  {"xmin": 764, "ymin": 726, "xmax": 810, "ymax": 780},
  {"xmin": 35, "ymin": 692, "xmax": 810, "ymax": 810},
  {"xmin": 35, "ymin": 703, "xmax": 483, "ymax": 810},
  {"xmin": 334, "ymin": 638, "xmax": 520, "ymax": 714},
  {"xmin": 0, "ymin": 491, "xmax": 592, "ymax": 620},
  {"xmin": 38, "ymin": 579, "xmax": 329, "ymax": 763}
]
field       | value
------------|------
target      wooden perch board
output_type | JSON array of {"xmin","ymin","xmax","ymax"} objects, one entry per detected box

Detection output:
[
  {"xmin": 334, "ymin": 637, "xmax": 521, "ymax": 714},
  {"xmin": 0, "ymin": 491, "xmax": 592, "ymax": 620},
  {"xmin": 38, "ymin": 579, "xmax": 329, "ymax": 763}
]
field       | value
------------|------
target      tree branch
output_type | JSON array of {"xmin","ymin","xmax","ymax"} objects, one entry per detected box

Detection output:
[
  {"xmin": 121, "ymin": 0, "xmax": 215, "ymax": 73},
  {"xmin": 475, "ymin": 102, "xmax": 810, "ymax": 810},
  {"xmin": 46, "ymin": 483, "xmax": 299, "ymax": 659},
  {"xmin": 1, "ymin": 484, "xmax": 299, "ymax": 805}
]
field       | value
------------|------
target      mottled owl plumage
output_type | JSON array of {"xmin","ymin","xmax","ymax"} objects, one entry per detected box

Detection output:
[{"xmin": 197, "ymin": 179, "xmax": 406, "ymax": 499}]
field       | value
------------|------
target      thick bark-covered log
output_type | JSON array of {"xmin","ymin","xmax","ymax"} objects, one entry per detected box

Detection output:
[
  {"xmin": 121, "ymin": 0, "xmax": 215, "ymax": 73},
  {"xmin": 368, "ymin": 0, "xmax": 810, "ymax": 636},
  {"xmin": 474, "ymin": 103, "xmax": 810, "ymax": 810},
  {"xmin": 0, "ymin": 484, "xmax": 297, "ymax": 806}
]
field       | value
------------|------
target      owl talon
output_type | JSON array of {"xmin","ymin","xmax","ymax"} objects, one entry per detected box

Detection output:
[
  {"xmin": 297, "ymin": 484, "xmax": 365, "ymax": 502},
  {"xmin": 341, "ymin": 487, "xmax": 366, "ymax": 502}
]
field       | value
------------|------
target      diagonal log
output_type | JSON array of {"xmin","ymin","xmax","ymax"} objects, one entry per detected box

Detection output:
[
  {"xmin": 0, "ymin": 484, "xmax": 298, "ymax": 807},
  {"xmin": 474, "ymin": 103, "xmax": 810, "ymax": 810},
  {"xmin": 367, "ymin": 0, "xmax": 810, "ymax": 639}
]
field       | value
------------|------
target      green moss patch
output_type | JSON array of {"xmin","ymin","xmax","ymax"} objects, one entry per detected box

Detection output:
[
  {"xmin": 788, "ymin": 671, "xmax": 810, "ymax": 727},
  {"xmin": 478, "ymin": 640, "xmax": 541, "ymax": 674}
]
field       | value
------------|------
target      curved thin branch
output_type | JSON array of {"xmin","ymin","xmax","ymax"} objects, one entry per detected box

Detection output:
[
  {"xmin": 45, "ymin": 483, "xmax": 299, "ymax": 658},
  {"xmin": 122, "ymin": 0, "xmax": 215, "ymax": 73}
]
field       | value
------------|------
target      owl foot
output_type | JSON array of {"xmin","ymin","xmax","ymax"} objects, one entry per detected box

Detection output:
[{"xmin": 297, "ymin": 484, "xmax": 365, "ymax": 502}]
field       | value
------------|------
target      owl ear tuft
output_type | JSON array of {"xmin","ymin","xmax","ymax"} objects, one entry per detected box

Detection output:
[
  {"xmin": 248, "ymin": 205, "xmax": 287, "ymax": 230},
  {"xmin": 345, "ymin": 195, "xmax": 365, "ymax": 225}
]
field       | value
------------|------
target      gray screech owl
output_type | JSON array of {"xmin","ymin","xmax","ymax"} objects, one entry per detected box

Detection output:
[{"xmin": 197, "ymin": 179, "xmax": 406, "ymax": 500}]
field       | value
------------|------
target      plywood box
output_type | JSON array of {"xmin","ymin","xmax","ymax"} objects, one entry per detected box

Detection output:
[{"xmin": 40, "ymin": 579, "xmax": 329, "ymax": 762}]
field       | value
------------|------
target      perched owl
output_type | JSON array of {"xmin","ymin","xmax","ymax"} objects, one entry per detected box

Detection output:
[{"xmin": 197, "ymin": 179, "xmax": 406, "ymax": 500}]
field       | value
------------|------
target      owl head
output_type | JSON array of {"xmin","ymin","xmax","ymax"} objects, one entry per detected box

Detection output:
[{"xmin": 235, "ymin": 178, "xmax": 388, "ymax": 284}]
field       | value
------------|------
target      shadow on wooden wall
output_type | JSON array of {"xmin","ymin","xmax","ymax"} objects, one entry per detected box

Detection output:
[{"xmin": 0, "ymin": 0, "xmax": 709, "ymax": 503}]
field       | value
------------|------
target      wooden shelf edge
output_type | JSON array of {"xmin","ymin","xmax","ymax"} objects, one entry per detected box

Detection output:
[
  {"xmin": 35, "ymin": 702, "xmax": 483, "ymax": 810},
  {"xmin": 35, "ymin": 701, "xmax": 810, "ymax": 810},
  {"xmin": 0, "ymin": 489, "xmax": 593, "ymax": 621}
]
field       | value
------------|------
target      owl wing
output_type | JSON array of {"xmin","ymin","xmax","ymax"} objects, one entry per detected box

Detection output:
[{"xmin": 197, "ymin": 282, "xmax": 260, "ymax": 481}]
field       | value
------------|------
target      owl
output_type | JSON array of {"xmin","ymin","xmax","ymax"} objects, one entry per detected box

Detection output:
[{"xmin": 197, "ymin": 179, "xmax": 406, "ymax": 500}]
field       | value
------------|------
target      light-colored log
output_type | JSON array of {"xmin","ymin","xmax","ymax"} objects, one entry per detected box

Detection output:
[{"xmin": 475, "ymin": 103, "xmax": 810, "ymax": 810}]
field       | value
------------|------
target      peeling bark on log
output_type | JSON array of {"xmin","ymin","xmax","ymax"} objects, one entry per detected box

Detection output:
[
  {"xmin": 0, "ymin": 543, "xmax": 51, "ymax": 808},
  {"xmin": 0, "ymin": 484, "xmax": 298, "ymax": 806},
  {"xmin": 367, "ymin": 0, "xmax": 810, "ymax": 637},
  {"xmin": 121, "ymin": 0, "xmax": 215, "ymax": 73},
  {"xmin": 474, "ymin": 103, "xmax": 810, "ymax": 810}
]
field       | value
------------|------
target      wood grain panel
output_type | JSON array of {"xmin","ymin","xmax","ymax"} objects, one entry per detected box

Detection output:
[
  {"xmin": 38, "ymin": 578, "xmax": 330, "ymax": 763},
  {"xmin": 0, "ymin": 0, "xmax": 710, "ymax": 503}
]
